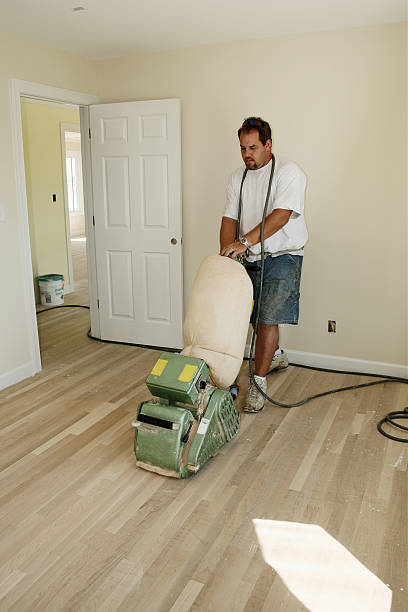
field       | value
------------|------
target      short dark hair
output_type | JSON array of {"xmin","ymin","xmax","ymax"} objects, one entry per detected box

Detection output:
[{"xmin": 238, "ymin": 117, "xmax": 272, "ymax": 146}]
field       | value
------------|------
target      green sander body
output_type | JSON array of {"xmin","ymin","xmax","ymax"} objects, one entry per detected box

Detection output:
[{"xmin": 133, "ymin": 352, "xmax": 240, "ymax": 478}]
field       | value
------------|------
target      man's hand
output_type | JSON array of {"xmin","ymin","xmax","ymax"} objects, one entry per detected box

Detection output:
[{"xmin": 220, "ymin": 240, "xmax": 247, "ymax": 259}]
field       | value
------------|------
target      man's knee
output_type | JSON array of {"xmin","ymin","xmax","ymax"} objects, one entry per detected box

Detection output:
[
  {"xmin": 257, "ymin": 323, "xmax": 278, "ymax": 332},
  {"xmin": 256, "ymin": 323, "xmax": 279, "ymax": 339}
]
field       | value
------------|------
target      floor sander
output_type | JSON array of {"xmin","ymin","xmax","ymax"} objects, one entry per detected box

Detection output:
[{"xmin": 132, "ymin": 254, "xmax": 253, "ymax": 478}]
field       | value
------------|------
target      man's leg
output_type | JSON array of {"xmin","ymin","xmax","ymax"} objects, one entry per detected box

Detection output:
[
  {"xmin": 244, "ymin": 323, "xmax": 279, "ymax": 413},
  {"xmin": 255, "ymin": 323, "xmax": 279, "ymax": 377},
  {"xmin": 244, "ymin": 255, "xmax": 302, "ymax": 413}
]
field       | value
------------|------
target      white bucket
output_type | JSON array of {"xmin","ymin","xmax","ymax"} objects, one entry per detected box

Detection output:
[{"xmin": 38, "ymin": 274, "xmax": 64, "ymax": 306}]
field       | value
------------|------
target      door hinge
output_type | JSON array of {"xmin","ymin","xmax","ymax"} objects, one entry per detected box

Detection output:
[
  {"xmin": 97, "ymin": 299, "xmax": 100, "ymax": 309},
  {"xmin": 88, "ymin": 127, "xmax": 91, "ymax": 139},
  {"xmin": 92, "ymin": 215, "xmax": 95, "ymax": 226}
]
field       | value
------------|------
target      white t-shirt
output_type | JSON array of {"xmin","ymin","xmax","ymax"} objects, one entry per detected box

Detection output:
[{"xmin": 224, "ymin": 156, "xmax": 308, "ymax": 261}]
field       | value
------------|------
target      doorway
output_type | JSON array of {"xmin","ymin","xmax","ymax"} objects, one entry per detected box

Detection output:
[
  {"xmin": 21, "ymin": 101, "xmax": 90, "ymax": 317},
  {"xmin": 10, "ymin": 79, "xmax": 99, "ymax": 379}
]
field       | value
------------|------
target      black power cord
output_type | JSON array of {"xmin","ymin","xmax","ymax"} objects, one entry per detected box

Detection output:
[
  {"xmin": 37, "ymin": 304, "xmax": 90, "ymax": 313},
  {"xmin": 36, "ymin": 304, "xmax": 179, "ymax": 352},
  {"xmin": 244, "ymin": 352, "xmax": 408, "ymax": 409},
  {"xmin": 36, "ymin": 299, "xmax": 408, "ymax": 441},
  {"xmin": 377, "ymin": 408, "xmax": 408, "ymax": 443}
]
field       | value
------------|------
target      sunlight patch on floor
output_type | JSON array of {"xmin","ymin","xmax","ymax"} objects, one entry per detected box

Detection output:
[{"xmin": 253, "ymin": 519, "xmax": 392, "ymax": 612}]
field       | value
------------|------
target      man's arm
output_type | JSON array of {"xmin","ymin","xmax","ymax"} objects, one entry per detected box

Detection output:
[
  {"xmin": 219, "ymin": 216, "xmax": 237, "ymax": 252},
  {"xmin": 244, "ymin": 208, "xmax": 292, "ymax": 247},
  {"xmin": 220, "ymin": 209, "xmax": 292, "ymax": 258}
]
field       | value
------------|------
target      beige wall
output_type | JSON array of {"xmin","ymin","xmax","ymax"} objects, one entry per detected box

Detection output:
[
  {"xmin": 21, "ymin": 101, "xmax": 80, "ymax": 301},
  {"xmin": 0, "ymin": 22, "xmax": 406, "ymax": 390},
  {"xmin": 98, "ymin": 22, "xmax": 407, "ymax": 367},
  {"xmin": 0, "ymin": 32, "xmax": 98, "ymax": 385}
]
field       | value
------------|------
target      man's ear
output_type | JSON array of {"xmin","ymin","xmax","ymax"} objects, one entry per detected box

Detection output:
[{"xmin": 265, "ymin": 139, "xmax": 272, "ymax": 151}]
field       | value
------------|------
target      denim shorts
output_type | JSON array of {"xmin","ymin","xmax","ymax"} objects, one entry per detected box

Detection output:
[{"xmin": 245, "ymin": 254, "xmax": 303, "ymax": 325}]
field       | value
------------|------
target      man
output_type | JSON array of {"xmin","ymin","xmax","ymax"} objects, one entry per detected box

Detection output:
[{"xmin": 220, "ymin": 117, "xmax": 307, "ymax": 413}]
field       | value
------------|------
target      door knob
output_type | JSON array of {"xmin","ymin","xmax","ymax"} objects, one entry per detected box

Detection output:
[{"xmin": 171, "ymin": 238, "xmax": 177, "ymax": 245}]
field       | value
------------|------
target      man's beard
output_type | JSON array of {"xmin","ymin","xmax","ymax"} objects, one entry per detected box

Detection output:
[{"xmin": 245, "ymin": 158, "xmax": 257, "ymax": 169}]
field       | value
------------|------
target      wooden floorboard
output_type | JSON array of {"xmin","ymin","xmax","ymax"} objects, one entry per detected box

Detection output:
[{"xmin": 1, "ymin": 243, "xmax": 407, "ymax": 610}]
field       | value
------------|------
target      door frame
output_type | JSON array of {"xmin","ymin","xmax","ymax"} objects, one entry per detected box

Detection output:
[{"xmin": 9, "ymin": 79, "xmax": 99, "ymax": 376}]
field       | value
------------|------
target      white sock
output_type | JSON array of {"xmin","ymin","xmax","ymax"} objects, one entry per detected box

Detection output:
[{"xmin": 254, "ymin": 374, "xmax": 266, "ymax": 383}]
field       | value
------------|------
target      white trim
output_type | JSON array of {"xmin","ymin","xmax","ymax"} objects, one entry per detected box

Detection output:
[
  {"xmin": 285, "ymin": 349, "xmax": 408, "ymax": 379},
  {"xmin": 16, "ymin": 80, "xmax": 99, "ymax": 107},
  {"xmin": 0, "ymin": 362, "xmax": 36, "ymax": 392},
  {"xmin": 9, "ymin": 79, "xmax": 100, "ymax": 383},
  {"xmin": 9, "ymin": 81, "xmax": 41, "ymax": 375},
  {"xmin": 80, "ymin": 106, "xmax": 100, "ymax": 338},
  {"xmin": 244, "ymin": 344, "xmax": 408, "ymax": 379}
]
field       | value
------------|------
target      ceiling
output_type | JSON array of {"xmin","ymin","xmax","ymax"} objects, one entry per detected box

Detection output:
[{"xmin": 2, "ymin": 0, "xmax": 406, "ymax": 60}]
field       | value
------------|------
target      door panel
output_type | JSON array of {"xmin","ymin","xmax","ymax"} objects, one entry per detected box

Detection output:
[
  {"xmin": 90, "ymin": 99, "xmax": 183, "ymax": 348},
  {"xmin": 144, "ymin": 252, "xmax": 171, "ymax": 321},
  {"xmin": 107, "ymin": 250, "xmax": 134, "ymax": 318},
  {"xmin": 103, "ymin": 157, "xmax": 131, "ymax": 227},
  {"xmin": 141, "ymin": 155, "xmax": 168, "ymax": 228}
]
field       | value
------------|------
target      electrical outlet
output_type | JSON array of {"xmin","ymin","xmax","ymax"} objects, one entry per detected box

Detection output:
[{"xmin": 328, "ymin": 320, "xmax": 336, "ymax": 333}]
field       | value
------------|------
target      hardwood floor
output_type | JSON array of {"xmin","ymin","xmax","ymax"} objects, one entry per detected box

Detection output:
[
  {"xmin": 69, "ymin": 236, "xmax": 89, "ymax": 300},
  {"xmin": 1, "ymin": 250, "xmax": 407, "ymax": 610}
]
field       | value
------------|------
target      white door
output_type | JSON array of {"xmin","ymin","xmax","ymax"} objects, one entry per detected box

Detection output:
[{"xmin": 89, "ymin": 99, "xmax": 183, "ymax": 348}]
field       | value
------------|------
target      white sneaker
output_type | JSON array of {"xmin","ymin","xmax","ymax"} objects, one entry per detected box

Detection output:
[
  {"xmin": 244, "ymin": 377, "xmax": 267, "ymax": 413},
  {"xmin": 270, "ymin": 349, "xmax": 289, "ymax": 371}
]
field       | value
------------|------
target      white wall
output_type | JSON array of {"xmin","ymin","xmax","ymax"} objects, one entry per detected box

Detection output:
[
  {"xmin": 0, "ymin": 32, "xmax": 98, "ymax": 389},
  {"xmin": 97, "ymin": 22, "xmax": 407, "ymax": 372}
]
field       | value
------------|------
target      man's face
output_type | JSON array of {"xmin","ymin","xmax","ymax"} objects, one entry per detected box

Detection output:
[{"xmin": 240, "ymin": 129, "xmax": 272, "ymax": 170}]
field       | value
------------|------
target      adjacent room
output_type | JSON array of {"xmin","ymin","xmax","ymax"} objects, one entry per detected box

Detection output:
[{"xmin": 0, "ymin": 1, "xmax": 406, "ymax": 610}]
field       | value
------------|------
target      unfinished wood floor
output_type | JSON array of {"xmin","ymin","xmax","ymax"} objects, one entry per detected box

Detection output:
[
  {"xmin": 1, "ymin": 285, "xmax": 407, "ymax": 610},
  {"xmin": 70, "ymin": 236, "xmax": 88, "ymax": 290}
]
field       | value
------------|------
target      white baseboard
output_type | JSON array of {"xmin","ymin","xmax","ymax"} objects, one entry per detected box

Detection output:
[
  {"xmin": 245, "ymin": 345, "xmax": 408, "ymax": 379},
  {"xmin": 0, "ymin": 361, "xmax": 38, "ymax": 392}
]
